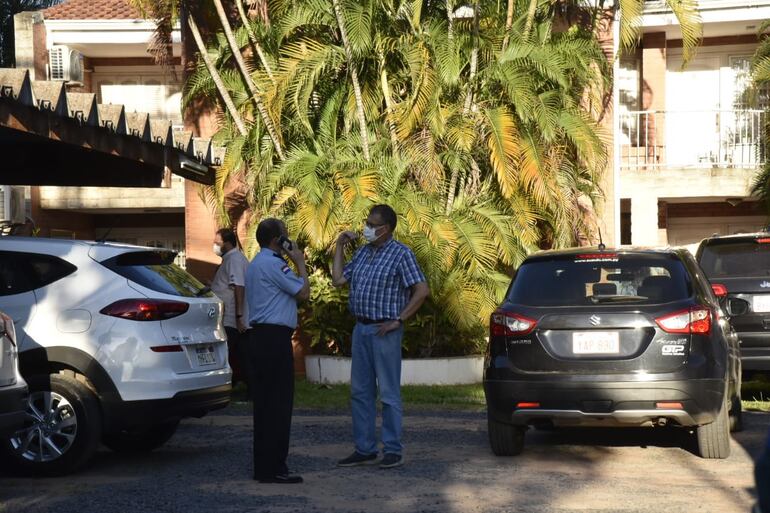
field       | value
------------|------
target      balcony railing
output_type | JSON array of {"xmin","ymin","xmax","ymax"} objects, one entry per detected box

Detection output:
[{"xmin": 619, "ymin": 109, "xmax": 767, "ymax": 170}]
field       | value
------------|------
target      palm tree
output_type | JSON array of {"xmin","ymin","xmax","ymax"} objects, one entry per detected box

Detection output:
[
  {"xmin": 168, "ymin": 0, "xmax": 700, "ymax": 353},
  {"xmin": 749, "ymin": 21, "xmax": 770, "ymax": 211}
]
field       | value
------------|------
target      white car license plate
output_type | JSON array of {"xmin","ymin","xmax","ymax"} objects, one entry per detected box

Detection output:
[
  {"xmin": 572, "ymin": 332, "xmax": 620, "ymax": 354},
  {"xmin": 754, "ymin": 295, "xmax": 770, "ymax": 313},
  {"xmin": 196, "ymin": 345, "xmax": 216, "ymax": 366}
]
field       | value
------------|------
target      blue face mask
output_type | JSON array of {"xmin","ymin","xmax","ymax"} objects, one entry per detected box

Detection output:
[{"xmin": 363, "ymin": 225, "xmax": 381, "ymax": 242}]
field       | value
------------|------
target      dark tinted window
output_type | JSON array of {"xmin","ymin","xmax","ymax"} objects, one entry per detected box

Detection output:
[
  {"xmin": 699, "ymin": 241, "xmax": 770, "ymax": 278},
  {"xmin": 0, "ymin": 253, "xmax": 31, "ymax": 296},
  {"xmin": 101, "ymin": 251, "xmax": 212, "ymax": 298},
  {"xmin": 507, "ymin": 253, "xmax": 692, "ymax": 306},
  {"xmin": 0, "ymin": 251, "xmax": 75, "ymax": 296}
]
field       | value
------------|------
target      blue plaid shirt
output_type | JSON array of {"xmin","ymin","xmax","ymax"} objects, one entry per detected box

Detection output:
[{"xmin": 343, "ymin": 238, "xmax": 426, "ymax": 320}]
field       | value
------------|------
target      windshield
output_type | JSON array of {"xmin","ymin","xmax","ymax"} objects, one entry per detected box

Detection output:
[
  {"xmin": 507, "ymin": 253, "xmax": 692, "ymax": 307},
  {"xmin": 100, "ymin": 251, "xmax": 213, "ymax": 298},
  {"xmin": 699, "ymin": 241, "xmax": 770, "ymax": 278}
]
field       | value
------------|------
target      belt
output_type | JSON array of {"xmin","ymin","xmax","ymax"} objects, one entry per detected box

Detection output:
[{"xmin": 356, "ymin": 317, "xmax": 391, "ymax": 325}]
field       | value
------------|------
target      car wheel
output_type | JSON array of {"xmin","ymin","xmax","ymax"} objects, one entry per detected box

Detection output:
[
  {"xmin": 102, "ymin": 420, "xmax": 180, "ymax": 452},
  {"xmin": 487, "ymin": 413, "xmax": 525, "ymax": 456},
  {"xmin": 695, "ymin": 397, "xmax": 731, "ymax": 459},
  {"xmin": 2, "ymin": 373, "xmax": 102, "ymax": 476},
  {"xmin": 729, "ymin": 393, "xmax": 744, "ymax": 433}
]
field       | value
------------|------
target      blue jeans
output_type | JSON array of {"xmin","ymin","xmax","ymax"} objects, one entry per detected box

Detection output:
[
  {"xmin": 350, "ymin": 322, "xmax": 403, "ymax": 456},
  {"xmin": 757, "ymin": 428, "xmax": 770, "ymax": 513}
]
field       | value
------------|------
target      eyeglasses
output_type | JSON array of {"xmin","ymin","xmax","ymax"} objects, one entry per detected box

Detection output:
[{"xmin": 365, "ymin": 221, "xmax": 386, "ymax": 229}]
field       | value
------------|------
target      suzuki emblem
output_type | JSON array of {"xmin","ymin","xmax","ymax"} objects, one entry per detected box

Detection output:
[
  {"xmin": 208, "ymin": 307, "xmax": 216, "ymax": 319},
  {"xmin": 589, "ymin": 315, "xmax": 601, "ymax": 326},
  {"xmin": 761, "ymin": 281, "xmax": 770, "ymax": 288}
]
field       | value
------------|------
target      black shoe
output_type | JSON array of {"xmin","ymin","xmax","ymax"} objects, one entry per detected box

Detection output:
[
  {"xmin": 256, "ymin": 474, "xmax": 303, "ymax": 484},
  {"xmin": 337, "ymin": 451, "xmax": 378, "ymax": 467},
  {"xmin": 379, "ymin": 453, "xmax": 404, "ymax": 469}
]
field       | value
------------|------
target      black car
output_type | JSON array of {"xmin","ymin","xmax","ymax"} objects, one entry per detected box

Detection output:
[
  {"xmin": 696, "ymin": 233, "xmax": 770, "ymax": 374},
  {"xmin": 484, "ymin": 248, "xmax": 741, "ymax": 459}
]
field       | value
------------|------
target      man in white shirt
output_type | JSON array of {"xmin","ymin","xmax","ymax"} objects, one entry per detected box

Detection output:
[{"xmin": 211, "ymin": 228, "xmax": 250, "ymax": 383}]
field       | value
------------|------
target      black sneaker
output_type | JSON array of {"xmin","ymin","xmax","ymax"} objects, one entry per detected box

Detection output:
[
  {"xmin": 337, "ymin": 451, "xmax": 378, "ymax": 467},
  {"xmin": 379, "ymin": 453, "xmax": 404, "ymax": 469}
]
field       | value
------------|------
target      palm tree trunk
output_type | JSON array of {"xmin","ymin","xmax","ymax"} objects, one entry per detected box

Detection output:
[
  {"xmin": 463, "ymin": 1, "xmax": 479, "ymax": 114},
  {"xmin": 378, "ymin": 52, "xmax": 399, "ymax": 154},
  {"xmin": 523, "ymin": 0, "xmax": 538, "ymax": 40},
  {"xmin": 446, "ymin": 0, "xmax": 454, "ymax": 41},
  {"xmin": 502, "ymin": 0, "xmax": 515, "ymax": 50},
  {"xmin": 186, "ymin": 12, "xmax": 248, "ymax": 137},
  {"xmin": 234, "ymin": 0, "xmax": 276, "ymax": 84},
  {"xmin": 213, "ymin": 0, "xmax": 285, "ymax": 161},
  {"xmin": 332, "ymin": 0, "xmax": 371, "ymax": 161}
]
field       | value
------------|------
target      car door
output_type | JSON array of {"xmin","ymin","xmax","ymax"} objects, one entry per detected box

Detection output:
[{"xmin": 0, "ymin": 252, "xmax": 37, "ymax": 349}]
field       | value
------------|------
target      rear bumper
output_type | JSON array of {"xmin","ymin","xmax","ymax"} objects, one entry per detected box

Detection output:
[
  {"xmin": 0, "ymin": 380, "xmax": 28, "ymax": 435},
  {"xmin": 102, "ymin": 383, "xmax": 231, "ymax": 431},
  {"xmin": 484, "ymin": 378, "xmax": 725, "ymax": 427}
]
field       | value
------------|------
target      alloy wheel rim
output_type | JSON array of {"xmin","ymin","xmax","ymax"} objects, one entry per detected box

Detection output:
[{"xmin": 10, "ymin": 390, "xmax": 77, "ymax": 462}]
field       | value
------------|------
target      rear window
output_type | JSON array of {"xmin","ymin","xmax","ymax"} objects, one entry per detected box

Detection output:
[
  {"xmin": 507, "ymin": 253, "xmax": 692, "ymax": 306},
  {"xmin": 699, "ymin": 240, "xmax": 770, "ymax": 278},
  {"xmin": 101, "ymin": 251, "xmax": 213, "ymax": 298}
]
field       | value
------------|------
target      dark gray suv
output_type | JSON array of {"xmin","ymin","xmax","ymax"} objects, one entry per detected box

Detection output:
[
  {"xmin": 697, "ymin": 233, "xmax": 770, "ymax": 374},
  {"xmin": 0, "ymin": 311, "xmax": 27, "ymax": 436},
  {"xmin": 484, "ymin": 248, "xmax": 741, "ymax": 459}
]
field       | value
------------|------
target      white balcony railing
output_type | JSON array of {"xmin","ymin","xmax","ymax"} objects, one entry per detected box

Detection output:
[{"xmin": 619, "ymin": 109, "xmax": 767, "ymax": 170}]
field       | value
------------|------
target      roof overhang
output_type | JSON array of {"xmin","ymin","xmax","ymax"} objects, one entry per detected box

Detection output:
[
  {"xmin": 45, "ymin": 20, "xmax": 181, "ymax": 58},
  {"xmin": 0, "ymin": 68, "xmax": 221, "ymax": 187}
]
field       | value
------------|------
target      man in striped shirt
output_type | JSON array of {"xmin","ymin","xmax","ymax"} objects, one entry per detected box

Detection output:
[{"xmin": 332, "ymin": 204, "xmax": 430, "ymax": 469}]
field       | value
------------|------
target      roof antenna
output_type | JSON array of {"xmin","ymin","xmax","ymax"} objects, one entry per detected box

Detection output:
[
  {"xmin": 97, "ymin": 225, "xmax": 114, "ymax": 244},
  {"xmin": 597, "ymin": 225, "xmax": 606, "ymax": 251}
]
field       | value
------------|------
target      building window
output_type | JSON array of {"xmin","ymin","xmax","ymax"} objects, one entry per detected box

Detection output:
[{"xmin": 620, "ymin": 198, "xmax": 631, "ymax": 245}]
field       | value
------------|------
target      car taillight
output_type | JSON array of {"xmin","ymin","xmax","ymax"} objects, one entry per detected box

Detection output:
[
  {"xmin": 655, "ymin": 307, "xmax": 711, "ymax": 334},
  {"xmin": 711, "ymin": 283, "xmax": 728, "ymax": 297},
  {"xmin": 100, "ymin": 299, "xmax": 189, "ymax": 321},
  {"xmin": 490, "ymin": 311, "xmax": 537, "ymax": 336}
]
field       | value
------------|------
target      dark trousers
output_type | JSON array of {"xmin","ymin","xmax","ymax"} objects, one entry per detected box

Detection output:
[
  {"xmin": 242, "ymin": 323, "xmax": 295, "ymax": 479},
  {"xmin": 224, "ymin": 326, "xmax": 248, "ymax": 384}
]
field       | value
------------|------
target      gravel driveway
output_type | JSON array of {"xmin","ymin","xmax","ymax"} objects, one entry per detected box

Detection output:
[{"xmin": 1, "ymin": 404, "xmax": 767, "ymax": 513}]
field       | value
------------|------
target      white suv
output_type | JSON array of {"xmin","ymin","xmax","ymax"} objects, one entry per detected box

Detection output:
[
  {"xmin": 0, "ymin": 311, "xmax": 27, "ymax": 436},
  {"xmin": 0, "ymin": 237, "xmax": 231, "ymax": 475}
]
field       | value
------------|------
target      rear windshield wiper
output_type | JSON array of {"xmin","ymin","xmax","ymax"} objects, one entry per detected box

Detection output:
[
  {"xmin": 589, "ymin": 295, "xmax": 647, "ymax": 303},
  {"xmin": 195, "ymin": 286, "xmax": 211, "ymax": 297}
]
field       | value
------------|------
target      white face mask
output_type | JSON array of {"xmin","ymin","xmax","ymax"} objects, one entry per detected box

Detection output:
[
  {"xmin": 213, "ymin": 243, "xmax": 223, "ymax": 256},
  {"xmin": 362, "ymin": 225, "xmax": 380, "ymax": 243}
]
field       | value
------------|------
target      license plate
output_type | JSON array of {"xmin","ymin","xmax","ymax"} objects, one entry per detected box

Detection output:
[
  {"xmin": 754, "ymin": 295, "xmax": 770, "ymax": 313},
  {"xmin": 196, "ymin": 345, "xmax": 216, "ymax": 366},
  {"xmin": 572, "ymin": 332, "xmax": 620, "ymax": 354}
]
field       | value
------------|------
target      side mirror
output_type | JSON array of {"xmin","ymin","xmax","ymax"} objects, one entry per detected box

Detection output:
[{"xmin": 726, "ymin": 298, "xmax": 749, "ymax": 317}]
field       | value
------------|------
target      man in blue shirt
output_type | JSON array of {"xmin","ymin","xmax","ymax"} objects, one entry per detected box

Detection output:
[
  {"xmin": 332, "ymin": 204, "xmax": 430, "ymax": 469},
  {"xmin": 244, "ymin": 218, "xmax": 309, "ymax": 484}
]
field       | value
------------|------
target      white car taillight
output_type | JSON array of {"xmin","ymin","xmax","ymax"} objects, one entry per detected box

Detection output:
[{"xmin": 100, "ymin": 299, "xmax": 189, "ymax": 321}]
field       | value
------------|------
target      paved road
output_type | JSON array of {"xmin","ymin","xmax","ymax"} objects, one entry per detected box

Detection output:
[{"xmin": 1, "ymin": 405, "xmax": 767, "ymax": 513}]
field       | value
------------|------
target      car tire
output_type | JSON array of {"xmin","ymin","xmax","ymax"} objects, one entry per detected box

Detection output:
[
  {"xmin": 102, "ymin": 420, "xmax": 180, "ymax": 452},
  {"xmin": 2, "ymin": 372, "xmax": 102, "ymax": 476},
  {"xmin": 487, "ymin": 414, "xmax": 525, "ymax": 456},
  {"xmin": 695, "ymin": 397, "xmax": 731, "ymax": 459},
  {"xmin": 729, "ymin": 394, "xmax": 744, "ymax": 433}
]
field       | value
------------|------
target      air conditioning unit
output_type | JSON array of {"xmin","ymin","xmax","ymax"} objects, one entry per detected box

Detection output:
[
  {"xmin": 0, "ymin": 186, "xmax": 26, "ymax": 224},
  {"xmin": 49, "ymin": 45, "xmax": 84, "ymax": 83}
]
